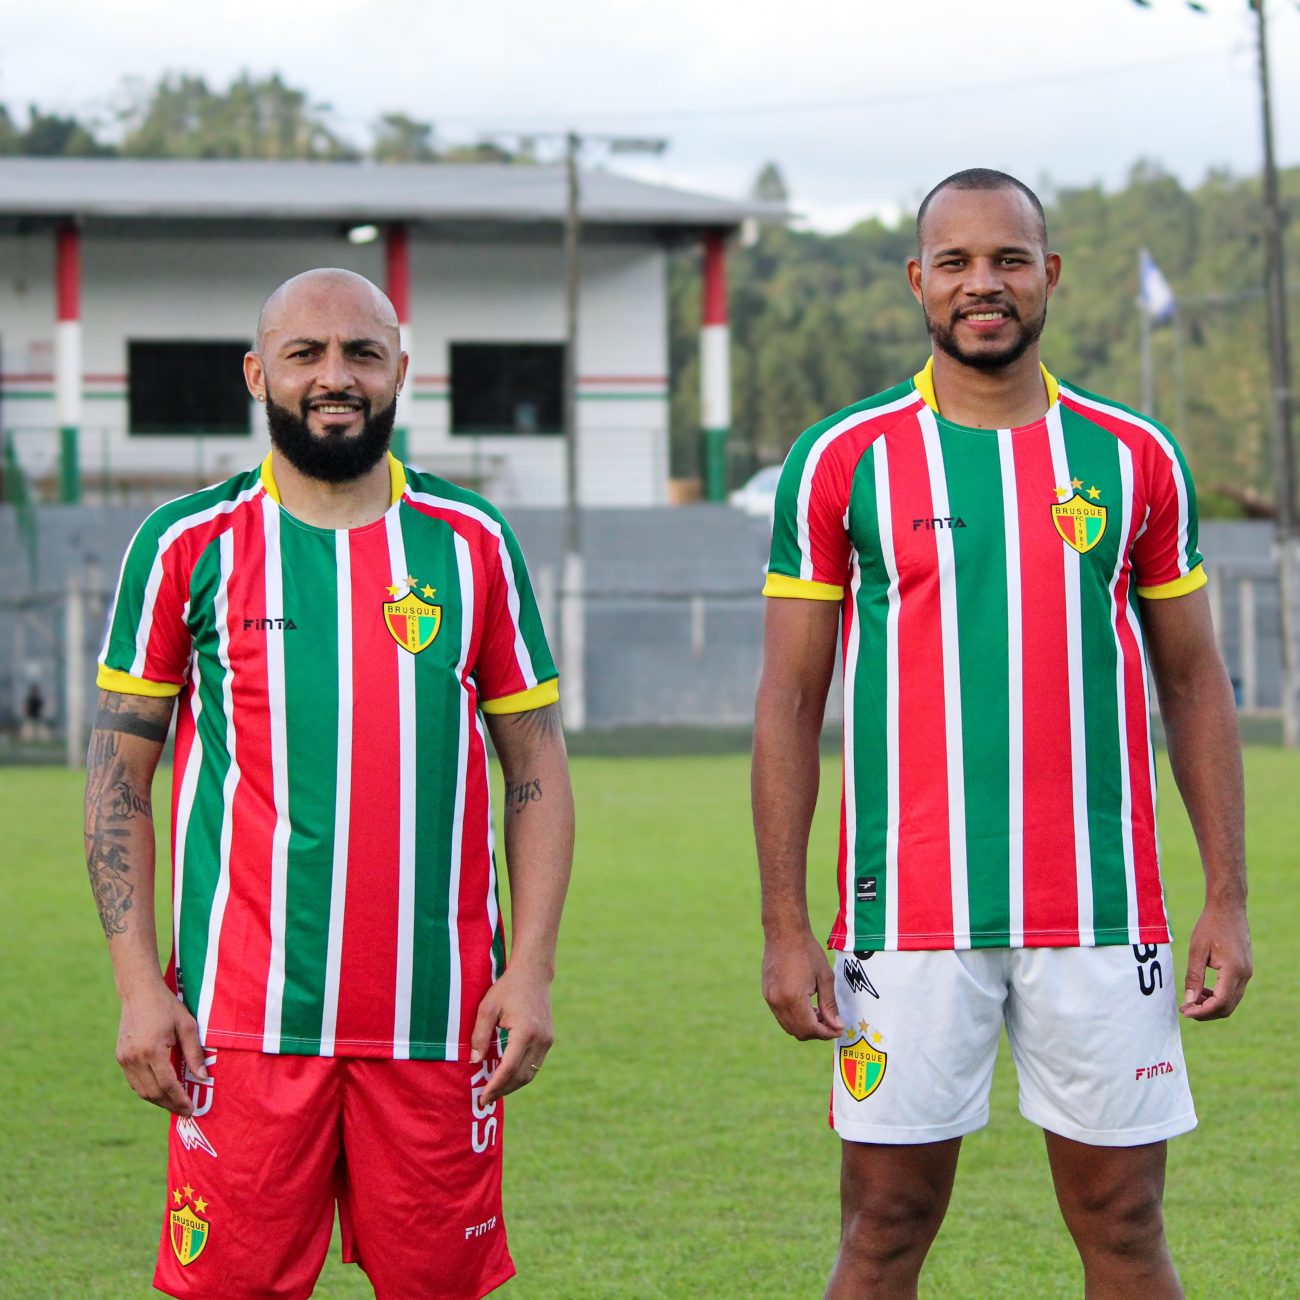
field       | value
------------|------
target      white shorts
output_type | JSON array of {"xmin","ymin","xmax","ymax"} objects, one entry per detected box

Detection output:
[{"xmin": 829, "ymin": 945, "xmax": 1197, "ymax": 1148}]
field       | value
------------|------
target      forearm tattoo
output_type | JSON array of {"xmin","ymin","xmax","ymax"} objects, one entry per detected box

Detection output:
[
  {"xmin": 504, "ymin": 778, "xmax": 543, "ymax": 814},
  {"xmin": 83, "ymin": 694, "xmax": 170, "ymax": 939}
]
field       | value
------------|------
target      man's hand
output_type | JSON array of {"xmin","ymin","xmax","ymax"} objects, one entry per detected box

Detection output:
[
  {"xmin": 763, "ymin": 929, "xmax": 843, "ymax": 1041},
  {"xmin": 1180, "ymin": 900, "xmax": 1252, "ymax": 1021},
  {"xmin": 116, "ymin": 979, "xmax": 209, "ymax": 1116},
  {"xmin": 469, "ymin": 963, "xmax": 555, "ymax": 1105}
]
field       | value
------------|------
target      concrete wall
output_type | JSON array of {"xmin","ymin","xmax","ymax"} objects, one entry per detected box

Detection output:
[{"xmin": 0, "ymin": 228, "xmax": 669, "ymax": 507}]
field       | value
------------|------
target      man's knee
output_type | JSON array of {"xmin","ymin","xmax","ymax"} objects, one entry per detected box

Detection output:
[
  {"xmin": 1062, "ymin": 1174, "xmax": 1168, "ymax": 1259},
  {"xmin": 840, "ymin": 1180, "xmax": 949, "ymax": 1268}
]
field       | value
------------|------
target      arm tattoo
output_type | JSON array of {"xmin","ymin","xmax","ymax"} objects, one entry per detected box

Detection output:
[
  {"xmin": 504, "ymin": 778, "xmax": 543, "ymax": 814},
  {"xmin": 505, "ymin": 702, "xmax": 562, "ymax": 742},
  {"xmin": 93, "ymin": 702, "xmax": 170, "ymax": 743}
]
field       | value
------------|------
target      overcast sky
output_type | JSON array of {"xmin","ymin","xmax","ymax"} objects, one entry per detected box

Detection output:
[{"xmin": 3, "ymin": 0, "xmax": 1297, "ymax": 231}]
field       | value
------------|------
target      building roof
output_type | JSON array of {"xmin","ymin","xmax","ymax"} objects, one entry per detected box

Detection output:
[{"xmin": 0, "ymin": 158, "xmax": 783, "ymax": 232}]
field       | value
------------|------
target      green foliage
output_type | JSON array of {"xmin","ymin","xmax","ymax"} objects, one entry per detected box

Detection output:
[
  {"xmin": 671, "ymin": 162, "xmax": 1300, "ymax": 514},
  {"xmin": 0, "ymin": 103, "xmax": 115, "ymax": 157},
  {"xmin": 1, "ymin": 751, "xmax": 1296, "ymax": 1296}
]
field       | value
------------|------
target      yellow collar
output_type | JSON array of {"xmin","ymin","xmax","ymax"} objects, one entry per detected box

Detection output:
[
  {"xmin": 912, "ymin": 355, "xmax": 1059, "ymax": 419},
  {"xmin": 260, "ymin": 451, "xmax": 406, "ymax": 506}
]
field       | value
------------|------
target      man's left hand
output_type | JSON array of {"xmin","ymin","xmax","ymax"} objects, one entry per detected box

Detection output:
[
  {"xmin": 470, "ymin": 963, "xmax": 555, "ymax": 1104},
  {"xmin": 1180, "ymin": 899, "xmax": 1252, "ymax": 1021}
]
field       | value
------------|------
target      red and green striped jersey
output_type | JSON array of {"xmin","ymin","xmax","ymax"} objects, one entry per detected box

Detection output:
[
  {"xmin": 765, "ymin": 360, "xmax": 1206, "ymax": 952},
  {"xmin": 98, "ymin": 453, "xmax": 558, "ymax": 1059}
]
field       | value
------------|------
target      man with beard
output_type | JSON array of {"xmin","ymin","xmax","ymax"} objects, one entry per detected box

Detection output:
[
  {"xmin": 753, "ymin": 172, "xmax": 1250, "ymax": 1297},
  {"xmin": 86, "ymin": 268, "xmax": 574, "ymax": 1299}
]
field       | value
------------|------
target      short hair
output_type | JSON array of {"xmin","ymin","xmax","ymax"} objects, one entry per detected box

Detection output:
[{"xmin": 916, "ymin": 169, "xmax": 1048, "ymax": 250}]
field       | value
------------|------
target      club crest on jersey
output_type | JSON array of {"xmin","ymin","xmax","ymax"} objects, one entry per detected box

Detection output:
[
  {"xmin": 1051, "ymin": 487, "xmax": 1107, "ymax": 554},
  {"xmin": 168, "ymin": 1186, "xmax": 211, "ymax": 1266},
  {"xmin": 838, "ymin": 1022, "xmax": 887, "ymax": 1102},
  {"xmin": 383, "ymin": 578, "xmax": 442, "ymax": 655}
]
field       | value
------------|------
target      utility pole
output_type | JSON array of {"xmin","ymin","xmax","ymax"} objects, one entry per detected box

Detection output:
[{"xmin": 1250, "ymin": 0, "xmax": 1299, "ymax": 745}]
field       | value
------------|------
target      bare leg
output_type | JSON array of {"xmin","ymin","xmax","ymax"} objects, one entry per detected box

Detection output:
[
  {"xmin": 1044, "ymin": 1132, "xmax": 1183, "ymax": 1299},
  {"xmin": 825, "ymin": 1138, "xmax": 962, "ymax": 1300}
]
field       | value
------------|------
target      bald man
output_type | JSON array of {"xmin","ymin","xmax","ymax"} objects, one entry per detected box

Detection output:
[{"xmin": 86, "ymin": 269, "xmax": 574, "ymax": 1299}]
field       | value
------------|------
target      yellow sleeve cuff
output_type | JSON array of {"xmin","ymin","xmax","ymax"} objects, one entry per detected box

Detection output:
[
  {"xmin": 1136, "ymin": 564, "xmax": 1207, "ymax": 601},
  {"xmin": 96, "ymin": 665, "xmax": 183, "ymax": 697},
  {"xmin": 480, "ymin": 677, "xmax": 560, "ymax": 715},
  {"xmin": 762, "ymin": 572, "xmax": 845, "ymax": 601}
]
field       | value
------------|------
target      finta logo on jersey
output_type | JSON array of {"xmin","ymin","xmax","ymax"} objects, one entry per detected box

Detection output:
[
  {"xmin": 169, "ymin": 1185, "xmax": 212, "ymax": 1266},
  {"xmin": 1052, "ymin": 480, "xmax": 1107, "ymax": 554},
  {"xmin": 838, "ymin": 1020, "xmax": 887, "ymax": 1101},
  {"xmin": 383, "ymin": 576, "xmax": 443, "ymax": 655},
  {"xmin": 912, "ymin": 516, "xmax": 967, "ymax": 531},
  {"xmin": 242, "ymin": 616, "xmax": 298, "ymax": 631}
]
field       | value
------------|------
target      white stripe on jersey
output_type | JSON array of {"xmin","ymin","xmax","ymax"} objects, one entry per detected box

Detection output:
[
  {"xmin": 405, "ymin": 488, "xmax": 540, "ymax": 691},
  {"xmin": 793, "ymin": 391, "xmax": 920, "ymax": 583},
  {"xmin": 871, "ymin": 436, "xmax": 902, "ymax": 951},
  {"xmin": 260, "ymin": 500, "xmax": 294, "ymax": 1052},
  {"xmin": 117, "ymin": 483, "xmax": 263, "ymax": 678},
  {"xmin": 319, "ymin": 532, "xmax": 354, "ymax": 1057},
  {"xmin": 1047, "ymin": 409, "xmax": 1094, "ymax": 945},
  {"xmin": 172, "ymin": 652, "xmax": 205, "ymax": 976},
  {"xmin": 443, "ymin": 532, "xmax": 475, "ymax": 1057},
  {"xmin": 996, "ymin": 429, "xmax": 1026, "ymax": 947},
  {"xmin": 918, "ymin": 409, "xmax": 970, "ymax": 949},
  {"xmin": 196, "ymin": 531, "xmax": 240, "ymax": 1041},
  {"xmin": 387, "ymin": 512, "xmax": 418, "ymax": 1058},
  {"xmin": 479, "ymin": 708, "xmax": 502, "ymax": 986},
  {"xmin": 840, "ymin": 550, "xmax": 863, "ymax": 951},
  {"xmin": 1110, "ymin": 444, "xmax": 1142, "ymax": 942},
  {"xmin": 1058, "ymin": 385, "xmax": 1195, "ymax": 578}
]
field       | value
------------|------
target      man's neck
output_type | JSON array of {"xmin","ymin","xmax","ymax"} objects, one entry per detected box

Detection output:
[
  {"xmin": 269, "ymin": 450, "xmax": 394, "ymax": 530},
  {"xmin": 928, "ymin": 348, "xmax": 1049, "ymax": 429}
]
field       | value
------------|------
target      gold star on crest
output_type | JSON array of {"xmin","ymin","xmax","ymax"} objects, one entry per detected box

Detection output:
[
  {"xmin": 404, "ymin": 574, "xmax": 418, "ymax": 589},
  {"xmin": 386, "ymin": 583, "xmax": 401, "ymax": 597},
  {"xmin": 193, "ymin": 1196, "xmax": 208, "ymax": 1214},
  {"xmin": 182, "ymin": 1183, "xmax": 195, "ymax": 1200},
  {"xmin": 1053, "ymin": 485, "xmax": 1069, "ymax": 500},
  {"xmin": 172, "ymin": 1188, "xmax": 183, "ymax": 1205},
  {"xmin": 1070, "ymin": 476, "xmax": 1083, "ymax": 489},
  {"xmin": 421, "ymin": 584, "xmax": 436, "ymax": 600},
  {"xmin": 1087, "ymin": 484, "xmax": 1102, "ymax": 500},
  {"xmin": 858, "ymin": 1018, "xmax": 870, "ymax": 1035},
  {"xmin": 871, "ymin": 1031, "xmax": 884, "ymax": 1045}
]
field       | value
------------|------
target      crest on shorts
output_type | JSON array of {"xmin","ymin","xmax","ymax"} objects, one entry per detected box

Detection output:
[
  {"xmin": 839, "ymin": 1027, "xmax": 887, "ymax": 1102},
  {"xmin": 383, "ymin": 579, "xmax": 442, "ymax": 655},
  {"xmin": 169, "ymin": 1186, "xmax": 211, "ymax": 1266},
  {"xmin": 1051, "ymin": 489, "xmax": 1107, "ymax": 554}
]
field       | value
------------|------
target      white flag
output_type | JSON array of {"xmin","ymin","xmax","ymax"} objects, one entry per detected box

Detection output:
[{"xmin": 1139, "ymin": 248, "xmax": 1176, "ymax": 325}]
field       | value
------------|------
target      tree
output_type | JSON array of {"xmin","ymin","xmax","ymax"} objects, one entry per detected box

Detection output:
[{"xmin": 372, "ymin": 113, "xmax": 438, "ymax": 164}]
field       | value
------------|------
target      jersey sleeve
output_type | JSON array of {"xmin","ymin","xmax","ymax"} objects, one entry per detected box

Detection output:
[
  {"xmin": 474, "ymin": 510, "xmax": 559, "ymax": 714},
  {"xmin": 97, "ymin": 511, "xmax": 193, "ymax": 697},
  {"xmin": 1132, "ymin": 425, "xmax": 1206, "ymax": 600},
  {"xmin": 763, "ymin": 421, "xmax": 853, "ymax": 600}
]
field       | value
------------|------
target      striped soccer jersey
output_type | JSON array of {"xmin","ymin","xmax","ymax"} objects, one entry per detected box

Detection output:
[
  {"xmin": 765, "ymin": 360, "xmax": 1206, "ymax": 953},
  {"xmin": 98, "ymin": 453, "xmax": 558, "ymax": 1059}
]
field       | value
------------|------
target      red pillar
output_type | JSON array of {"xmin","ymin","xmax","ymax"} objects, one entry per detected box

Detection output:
[
  {"xmin": 385, "ymin": 224, "xmax": 412, "ymax": 458},
  {"xmin": 56, "ymin": 223, "xmax": 82, "ymax": 503}
]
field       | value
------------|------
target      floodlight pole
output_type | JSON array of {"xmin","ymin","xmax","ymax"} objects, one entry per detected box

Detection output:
[{"xmin": 1250, "ymin": 0, "xmax": 1299, "ymax": 745}]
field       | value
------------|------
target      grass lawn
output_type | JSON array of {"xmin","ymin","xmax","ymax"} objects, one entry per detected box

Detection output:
[{"xmin": 1, "ymin": 750, "xmax": 1296, "ymax": 1297}]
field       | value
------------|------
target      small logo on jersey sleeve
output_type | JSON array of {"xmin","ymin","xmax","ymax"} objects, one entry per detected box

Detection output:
[
  {"xmin": 168, "ymin": 1185, "xmax": 211, "ymax": 1266},
  {"xmin": 838, "ymin": 1020, "xmax": 887, "ymax": 1101},
  {"xmin": 1051, "ymin": 483, "xmax": 1107, "ymax": 554},
  {"xmin": 383, "ymin": 577, "xmax": 442, "ymax": 654}
]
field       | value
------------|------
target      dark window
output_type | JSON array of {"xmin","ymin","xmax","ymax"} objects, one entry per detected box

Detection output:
[
  {"xmin": 128, "ymin": 341, "xmax": 251, "ymax": 436},
  {"xmin": 450, "ymin": 343, "xmax": 563, "ymax": 436}
]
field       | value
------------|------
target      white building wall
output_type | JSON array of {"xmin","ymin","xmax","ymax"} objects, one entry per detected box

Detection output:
[{"xmin": 0, "ymin": 229, "xmax": 669, "ymax": 507}]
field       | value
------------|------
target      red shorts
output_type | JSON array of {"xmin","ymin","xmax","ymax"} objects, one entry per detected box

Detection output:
[{"xmin": 153, "ymin": 1047, "xmax": 513, "ymax": 1300}]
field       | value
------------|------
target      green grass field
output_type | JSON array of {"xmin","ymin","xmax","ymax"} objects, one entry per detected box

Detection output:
[{"xmin": 1, "ymin": 751, "xmax": 1296, "ymax": 1298}]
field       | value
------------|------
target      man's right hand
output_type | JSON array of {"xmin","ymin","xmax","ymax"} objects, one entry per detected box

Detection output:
[
  {"xmin": 762, "ymin": 930, "xmax": 844, "ymax": 1041},
  {"xmin": 116, "ymin": 981, "xmax": 209, "ymax": 1116}
]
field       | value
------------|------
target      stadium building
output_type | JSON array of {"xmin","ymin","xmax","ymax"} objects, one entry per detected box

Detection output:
[{"xmin": 0, "ymin": 158, "xmax": 771, "ymax": 508}]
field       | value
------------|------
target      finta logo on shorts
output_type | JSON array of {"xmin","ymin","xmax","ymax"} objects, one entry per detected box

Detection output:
[
  {"xmin": 464, "ymin": 1216, "xmax": 498, "ymax": 1241},
  {"xmin": 1135, "ymin": 1061, "xmax": 1177, "ymax": 1081},
  {"xmin": 912, "ymin": 516, "xmax": 967, "ymax": 531}
]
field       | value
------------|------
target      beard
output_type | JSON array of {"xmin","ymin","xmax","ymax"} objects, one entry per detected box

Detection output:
[
  {"xmin": 925, "ymin": 297, "xmax": 1048, "ymax": 372},
  {"xmin": 265, "ymin": 390, "xmax": 396, "ymax": 483}
]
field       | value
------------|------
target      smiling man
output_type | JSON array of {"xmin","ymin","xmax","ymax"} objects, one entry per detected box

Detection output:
[
  {"xmin": 752, "ymin": 171, "xmax": 1250, "ymax": 1297},
  {"xmin": 85, "ymin": 268, "xmax": 574, "ymax": 1299}
]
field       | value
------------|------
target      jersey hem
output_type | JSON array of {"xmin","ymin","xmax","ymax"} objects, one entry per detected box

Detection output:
[
  {"xmin": 202, "ymin": 1027, "xmax": 474, "ymax": 1060},
  {"xmin": 826, "ymin": 925, "xmax": 1172, "ymax": 951},
  {"xmin": 762, "ymin": 572, "xmax": 844, "ymax": 600},
  {"xmin": 96, "ymin": 665, "xmax": 183, "ymax": 697},
  {"xmin": 1136, "ymin": 563, "xmax": 1207, "ymax": 600},
  {"xmin": 480, "ymin": 676, "xmax": 560, "ymax": 714}
]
